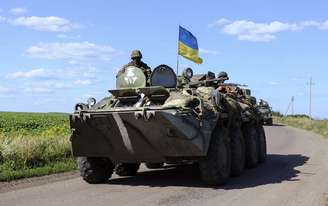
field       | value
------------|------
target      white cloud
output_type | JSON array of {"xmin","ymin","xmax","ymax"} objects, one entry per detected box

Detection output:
[
  {"xmin": 74, "ymin": 79, "xmax": 91, "ymax": 85},
  {"xmin": 24, "ymin": 87, "xmax": 53, "ymax": 93},
  {"xmin": 9, "ymin": 8, "xmax": 28, "ymax": 15},
  {"xmin": 212, "ymin": 18, "xmax": 328, "ymax": 42},
  {"xmin": 6, "ymin": 68, "xmax": 54, "ymax": 79},
  {"xmin": 11, "ymin": 16, "xmax": 79, "ymax": 32},
  {"xmin": 26, "ymin": 42, "xmax": 119, "ymax": 61},
  {"xmin": 222, "ymin": 20, "xmax": 300, "ymax": 42},
  {"xmin": 57, "ymin": 34, "xmax": 81, "ymax": 39},
  {"xmin": 238, "ymin": 34, "xmax": 276, "ymax": 42},
  {"xmin": 0, "ymin": 16, "xmax": 6, "ymax": 22},
  {"xmin": 209, "ymin": 18, "xmax": 231, "ymax": 27},
  {"xmin": 300, "ymin": 21, "xmax": 321, "ymax": 27},
  {"xmin": 42, "ymin": 81, "xmax": 67, "ymax": 89},
  {"xmin": 269, "ymin": 81, "xmax": 278, "ymax": 85},
  {"xmin": 7, "ymin": 67, "xmax": 98, "ymax": 81},
  {"xmin": 0, "ymin": 86, "xmax": 14, "ymax": 93},
  {"xmin": 319, "ymin": 20, "xmax": 328, "ymax": 30},
  {"xmin": 6, "ymin": 67, "xmax": 99, "ymax": 97},
  {"xmin": 199, "ymin": 48, "xmax": 219, "ymax": 55}
]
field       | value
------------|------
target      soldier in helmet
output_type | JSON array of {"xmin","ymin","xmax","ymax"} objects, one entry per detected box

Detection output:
[
  {"xmin": 217, "ymin": 71, "xmax": 232, "ymax": 93},
  {"xmin": 218, "ymin": 71, "xmax": 229, "ymax": 83},
  {"xmin": 117, "ymin": 50, "xmax": 151, "ymax": 82}
]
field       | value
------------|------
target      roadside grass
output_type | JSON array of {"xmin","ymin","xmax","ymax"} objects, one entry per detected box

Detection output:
[
  {"xmin": 274, "ymin": 116, "xmax": 328, "ymax": 138},
  {"xmin": 0, "ymin": 159, "xmax": 76, "ymax": 181},
  {"xmin": 0, "ymin": 112, "xmax": 76, "ymax": 182}
]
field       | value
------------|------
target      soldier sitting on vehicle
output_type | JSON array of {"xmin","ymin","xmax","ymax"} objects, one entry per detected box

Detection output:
[
  {"xmin": 218, "ymin": 71, "xmax": 229, "ymax": 83},
  {"xmin": 117, "ymin": 50, "xmax": 152, "ymax": 83},
  {"xmin": 217, "ymin": 71, "xmax": 232, "ymax": 93},
  {"xmin": 177, "ymin": 68, "xmax": 192, "ymax": 87}
]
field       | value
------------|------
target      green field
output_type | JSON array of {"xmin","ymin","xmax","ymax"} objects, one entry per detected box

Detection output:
[
  {"xmin": 0, "ymin": 112, "xmax": 75, "ymax": 181},
  {"xmin": 274, "ymin": 115, "xmax": 328, "ymax": 138}
]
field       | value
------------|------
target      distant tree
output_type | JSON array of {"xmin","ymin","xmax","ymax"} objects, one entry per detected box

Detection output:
[
  {"xmin": 272, "ymin": 111, "xmax": 283, "ymax": 117},
  {"xmin": 286, "ymin": 114, "xmax": 311, "ymax": 119}
]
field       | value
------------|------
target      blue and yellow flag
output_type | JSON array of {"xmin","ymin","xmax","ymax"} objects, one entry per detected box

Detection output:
[{"xmin": 178, "ymin": 26, "xmax": 203, "ymax": 64}]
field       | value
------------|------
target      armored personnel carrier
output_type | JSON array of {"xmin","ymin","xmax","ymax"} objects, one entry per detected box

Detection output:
[
  {"xmin": 70, "ymin": 65, "xmax": 266, "ymax": 185},
  {"xmin": 257, "ymin": 99, "xmax": 273, "ymax": 125}
]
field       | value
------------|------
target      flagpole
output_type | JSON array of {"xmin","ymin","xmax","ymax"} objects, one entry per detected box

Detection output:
[
  {"xmin": 176, "ymin": 54, "xmax": 179, "ymax": 74},
  {"xmin": 176, "ymin": 25, "xmax": 180, "ymax": 74}
]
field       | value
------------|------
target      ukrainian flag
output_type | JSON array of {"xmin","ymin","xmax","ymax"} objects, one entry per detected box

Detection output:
[{"xmin": 178, "ymin": 26, "xmax": 203, "ymax": 64}]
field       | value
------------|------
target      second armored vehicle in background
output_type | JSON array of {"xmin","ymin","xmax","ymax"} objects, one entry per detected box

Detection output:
[{"xmin": 257, "ymin": 99, "xmax": 273, "ymax": 125}]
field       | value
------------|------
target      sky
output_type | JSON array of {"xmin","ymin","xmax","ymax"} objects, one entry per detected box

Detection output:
[{"xmin": 0, "ymin": 0, "xmax": 327, "ymax": 118}]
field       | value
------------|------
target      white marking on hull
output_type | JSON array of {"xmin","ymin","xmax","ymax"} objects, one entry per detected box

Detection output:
[{"xmin": 112, "ymin": 113, "xmax": 135, "ymax": 153}]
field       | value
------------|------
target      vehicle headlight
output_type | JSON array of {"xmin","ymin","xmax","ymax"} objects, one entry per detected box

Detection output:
[{"xmin": 87, "ymin": 97, "xmax": 96, "ymax": 108}]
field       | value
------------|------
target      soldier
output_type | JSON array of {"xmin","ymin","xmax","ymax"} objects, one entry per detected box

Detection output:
[
  {"xmin": 218, "ymin": 71, "xmax": 229, "ymax": 83},
  {"xmin": 179, "ymin": 67, "xmax": 192, "ymax": 86},
  {"xmin": 117, "ymin": 50, "xmax": 151, "ymax": 81}
]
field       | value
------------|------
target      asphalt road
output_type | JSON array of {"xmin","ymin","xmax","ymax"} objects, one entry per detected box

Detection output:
[{"xmin": 1, "ymin": 125, "xmax": 328, "ymax": 206}]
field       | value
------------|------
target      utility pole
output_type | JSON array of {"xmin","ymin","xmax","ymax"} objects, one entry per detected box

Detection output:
[
  {"xmin": 308, "ymin": 77, "xmax": 314, "ymax": 119},
  {"xmin": 285, "ymin": 96, "xmax": 294, "ymax": 116},
  {"xmin": 291, "ymin": 96, "xmax": 295, "ymax": 115}
]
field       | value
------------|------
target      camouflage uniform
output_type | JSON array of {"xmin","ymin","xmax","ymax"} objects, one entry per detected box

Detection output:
[
  {"xmin": 177, "ymin": 76, "xmax": 190, "ymax": 87},
  {"xmin": 117, "ymin": 50, "xmax": 151, "ymax": 82}
]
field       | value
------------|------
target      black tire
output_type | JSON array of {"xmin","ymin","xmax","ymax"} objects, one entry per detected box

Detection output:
[
  {"xmin": 267, "ymin": 118, "xmax": 273, "ymax": 125},
  {"xmin": 242, "ymin": 124, "xmax": 259, "ymax": 168},
  {"xmin": 115, "ymin": 163, "xmax": 140, "ymax": 176},
  {"xmin": 145, "ymin": 163, "xmax": 164, "ymax": 169},
  {"xmin": 230, "ymin": 127, "xmax": 245, "ymax": 177},
  {"xmin": 199, "ymin": 127, "xmax": 231, "ymax": 186},
  {"xmin": 257, "ymin": 125, "xmax": 267, "ymax": 163},
  {"xmin": 77, "ymin": 157, "xmax": 114, "ymax": 184}
]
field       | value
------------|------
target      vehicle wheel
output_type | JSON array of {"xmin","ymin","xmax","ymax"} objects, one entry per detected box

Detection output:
[
  {"xmin": 242, "ymin": 124, "xmax": 259, "ymax": 168},
  {"xmin": 199, "ymin": 127, "xmax": 231, "ymax": 186},
  {"xmin": 115, "ymin": 163, "xmax": 140, "ymax": 176},
  {"xmin": 230, "ymin": 127, "xmax": 245, "ymax": 176},
  {"xmin": 267, "ymin": 118, "xmax": 273, "ymax": 125},
  {"xmin": 77, "ymin": 157, "xmax": 114, "ymax": 184},
  {"xmin": 257, "ymin": 125, "xmax": 267, "ymax": 163},
  {"xmin": 145, "ymin": 163, "xmax": 164, "ymax": 169}
]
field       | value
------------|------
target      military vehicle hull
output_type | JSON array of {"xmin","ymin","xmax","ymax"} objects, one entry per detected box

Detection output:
[
  {"xmin": 70, "ymin": 108, "xmax": 215, "ymax": 163},
  {"xmin": 70, "ymin": 65, "xmax": 267, "ymax": 185}
]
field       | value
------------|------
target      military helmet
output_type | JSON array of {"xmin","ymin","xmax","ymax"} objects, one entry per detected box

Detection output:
[
  {"xmin": 182, "ymin": 68, "xmax": 193, "ymax": 79},
  {"xmin": 131, "ymin": 50, "xmax": 142, "ymax": 59},
  {"xmin": 218, "ymin": 71, "xmax": 229, "ymax": 79}
]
